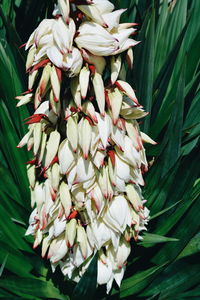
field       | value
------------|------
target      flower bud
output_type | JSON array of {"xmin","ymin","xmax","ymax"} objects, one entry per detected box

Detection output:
[
  {"xmin": 45, "ymin": 130, "xmax": 61, "ymax": 168},
  {"xmin": 65, "ymin": 218, "xmax": 77, "ymax": 248},
  {"xmin": 59, "ymin": 181, "xmax": 72, "ymax": 217}
]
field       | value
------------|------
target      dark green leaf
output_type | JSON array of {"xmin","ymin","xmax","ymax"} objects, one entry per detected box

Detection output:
[
  {"xmin": 0, "ymin": 277, "xmax": 67, "ymax": 300},
  {"xmin": 72, "ymin": 253, "xmax": 98, "ymax": 300},
  {"xmin": 139, "ymin": 233, "xmax": 179, "ymax": 248}
]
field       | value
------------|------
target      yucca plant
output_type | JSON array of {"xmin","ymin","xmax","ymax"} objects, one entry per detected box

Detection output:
[{"xmin": 0, "ymin": 0, "xmax": 199, "ymax": 299}]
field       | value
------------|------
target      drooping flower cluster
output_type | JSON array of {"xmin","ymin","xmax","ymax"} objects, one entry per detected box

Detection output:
[{"xmin": 17, "ymin": 0, "xmax": 155, "ymax": 293}]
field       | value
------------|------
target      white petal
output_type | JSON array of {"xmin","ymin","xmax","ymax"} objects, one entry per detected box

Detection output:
[
  {"xmin": 97, "ymin": 259, "xmax": 113, "ymax": 285},
  {"xmin": 103, "ymin": 9, "xmax": 126, "ymax": 30},
  {"xmin": 90, "ymin": 220, "xmax": 111, "ymax": 249},
  {"xmin": 76, "ymin": 157, "xmax": 95, "ymax": 183},
  {"xmin": 104, "ymin": 195, "xmax": 131, "ymax": 233},
  {"xmin": 75, "ymin": 22, "xmax": 117, "ymax": 56},
  {"xmin": 59, "ymin": 181, "xmax": 72, "ymax": 217},
  {"xmin": 50, "ymin": 238, "xmax": 68, "ymax": 263},
  {"xmin": 115, "ymin": 154, "xmax": 131, "ymax": 182},
  {"xmin": 114, "ymin": 266, "xmax": 125, "ymax": 287},
  {"xmin": 77, "ymin": 4, "xmax": 107, "ymax": 27},
  {"xmin": 111, "ymin": 55, "xmax": 121, "ymax": 84},
  {"xmin": 92, "ymin": 72, "xmax": 105, "ymax": 115},
  {"xmin": 58, "ymin": 139, "xmax": 76, "ymax": 174},
  {"xmin": 114, "ymin": 38, "xmax": 140, "ymax": 55},
  {"xmin": 112, "ymin": 126, "xmax": 125, "ymax": 151},
  {"xmin": 54, "ymin": 217, "xmax": 66, "ymax": 237},
  {"xmin": 79, "ymin": 66, "xmax": 90, "ymax": 99},
  {"xmin": 45, "ymin": 130, "xmax": 60, "ymax": 168},
  {"xmin": 93, "ymin": 0, "xmax": 114, "ymax": 14},
  {"xmin": 96, "ymin": 113, "xmax": 111, "ymax": 148},
  {"xmin": 47, "ymin": 46, "xmax": 63, "ymax": 69}
]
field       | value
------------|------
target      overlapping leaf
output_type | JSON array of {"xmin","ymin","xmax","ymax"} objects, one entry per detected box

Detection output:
[{"xmin": 0, "ymin": 0, "xmax": 199, "ymax": 299}]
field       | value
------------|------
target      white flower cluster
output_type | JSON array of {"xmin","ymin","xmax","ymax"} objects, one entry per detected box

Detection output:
[{"xmin": 17, "ymin": 0, "xmax": 155, "ymax": 293}]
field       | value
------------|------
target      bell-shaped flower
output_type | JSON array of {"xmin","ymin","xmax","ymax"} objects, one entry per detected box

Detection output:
[
  {"xmin": 79, "ymin": 66, "xmax": 90, "ymax": 99},
  {"xmin": 88, "ymin": 183, "xmax": 105, "ymax": 214},
  {"xmin": 75, "ymin": 22, "xmax": 118, "ymax": 56},
  {"xmin": 97, "ymin": 259, "xmax": 113, "ymax": 288},
  {"xmin": 76, "ymin": 156, "xmax": 95, "ymax": 183},
  {"xmin": 115, "ymin": 154, "xmax": 131, "ymax": 183},
  {"xmin": 104, "ymin": 195, "xmax": 132, "ymax": 233},
  {"xmin": 48, "ymin": 237, "xmax": 68, "ymax": 263},
  {"xmin": 88, "ymin": 220, "xmax": 111, "ymax": 249},
  {"xmin": 26, "ymin": 19, "xmax": 54, "ymax": 49},
  {"xmin": 25, "ymin": 208, "xmax": 38, "ymax": 235},
  {"xmin": 112, "ymin": 125, "xmax": 125, "ymax": 151},
  {"xmin": 114, "ymin": 239, "xmax": 131, "ymax": 269},
  {"xmin": 58, "ymin": 139, "xmax": 76, "ymax": 174},
  {"xmin": 96, "ymin": 112, "xmax": 111, "ymax": 148},
  {"xmin": 26, "ymin": 17, "xmax": 83, "ymax": 76},
  {"xmin": 47, "ymin": 46, "xmax": 83, "ymax": 76},
  {"xmin": 53, "ymin": 216, "xmax": 66, "ymax": 237},
  {"xmin": 71, "ymin": 241, "xmax": 93, "ymax": 267},
  {"xmin": 77, "ymin": 3, "xmax": 108, "ymax": 27}
]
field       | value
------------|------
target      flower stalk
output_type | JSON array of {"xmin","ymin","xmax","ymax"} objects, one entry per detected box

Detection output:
[{"xmin": 17, "ymin": 0, "xmax": 154, "ymax": 293}]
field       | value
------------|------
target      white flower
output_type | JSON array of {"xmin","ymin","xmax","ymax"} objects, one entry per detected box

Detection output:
[
  {"xmin": 26, "ymin": 17, "xmax": 83, "ymax": 76},
  {"xmin": 97, "ymin": 259, "xmax": 113, "ymax": 287},
  {"xmin": 104, "ymin": 195, "xmax": 132, "ymax": 233},
  {"xmin": 19, "ymin": 0, "xmax": 152, "ymax": 294},
  {"xmin": 75, "ymin": 21, "xmax": 118, "ymax": 56}
]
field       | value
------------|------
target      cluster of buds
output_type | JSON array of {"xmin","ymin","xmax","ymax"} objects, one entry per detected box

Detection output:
[{"xmin": 17, "ymin": 0, "xmax": 156, "ymax": 293}]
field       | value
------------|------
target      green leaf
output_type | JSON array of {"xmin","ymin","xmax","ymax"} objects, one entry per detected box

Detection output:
[
  {"xmin": 161, "ymin": 58, "xmax": 186, "ymax": 176},
  {"xmin": 0, "ymin": 241, "xmax": 34, "ymax": 277},
  {"xmin": 141, "ymin": 260, "xmax": 200, "ymax": 299},
  {"xmin": 137, "ymin": 8, "xmax": 155, "ymax": 133},
  {"xmin": 0, "ymin": 204, "xmax": 32, "ymax": 253},
  {"xmin": 72, "ymin": 253, "xmax": 98, "ymax": 300},
  {"xmin": 176, "ymin": 232, "xmax": 200, "ymax": 260},
  {"xmin": 139, "ymin": 233, "xmax": 179, "ymax": 248},
  {"xmin": 152, "ymin": 185, "xmax": 200, "ymax": 264},
  {"xmin": 150, "ymin": 200, "xmax": 182, "ymax": 220},
  {"xmin": 0, "ymin": 277, "xmax": 68, "ymax": 300},
  {"xmin": 151, "ymin": 21, "xmax": 189, "ymax": 137},
  {"xmin": 113, "ymin": 264, "xmax": 167, "ymax": 298},
  {"xmin": 0, "ymin": 41, "xmax": 28, "ymax": 138},
  {"xmin": 177, "ymin": 285, "xmax": 200, "ymax": 298},
  {"xmin": 0, "ymin": 102, "xmax": 30, "ymax": 207},
  {"xmin": 152, "ymin": 152, "xmax": 200, "ymax": 237},
  {"xmin": 0, "ymin": 254, "xmax": 8, "ymax": 277}
]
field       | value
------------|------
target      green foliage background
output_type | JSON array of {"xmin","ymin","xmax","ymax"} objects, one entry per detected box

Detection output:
[{"xmin": 0, "ymin": 0, "xmax": 199, "ymax": 299}]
